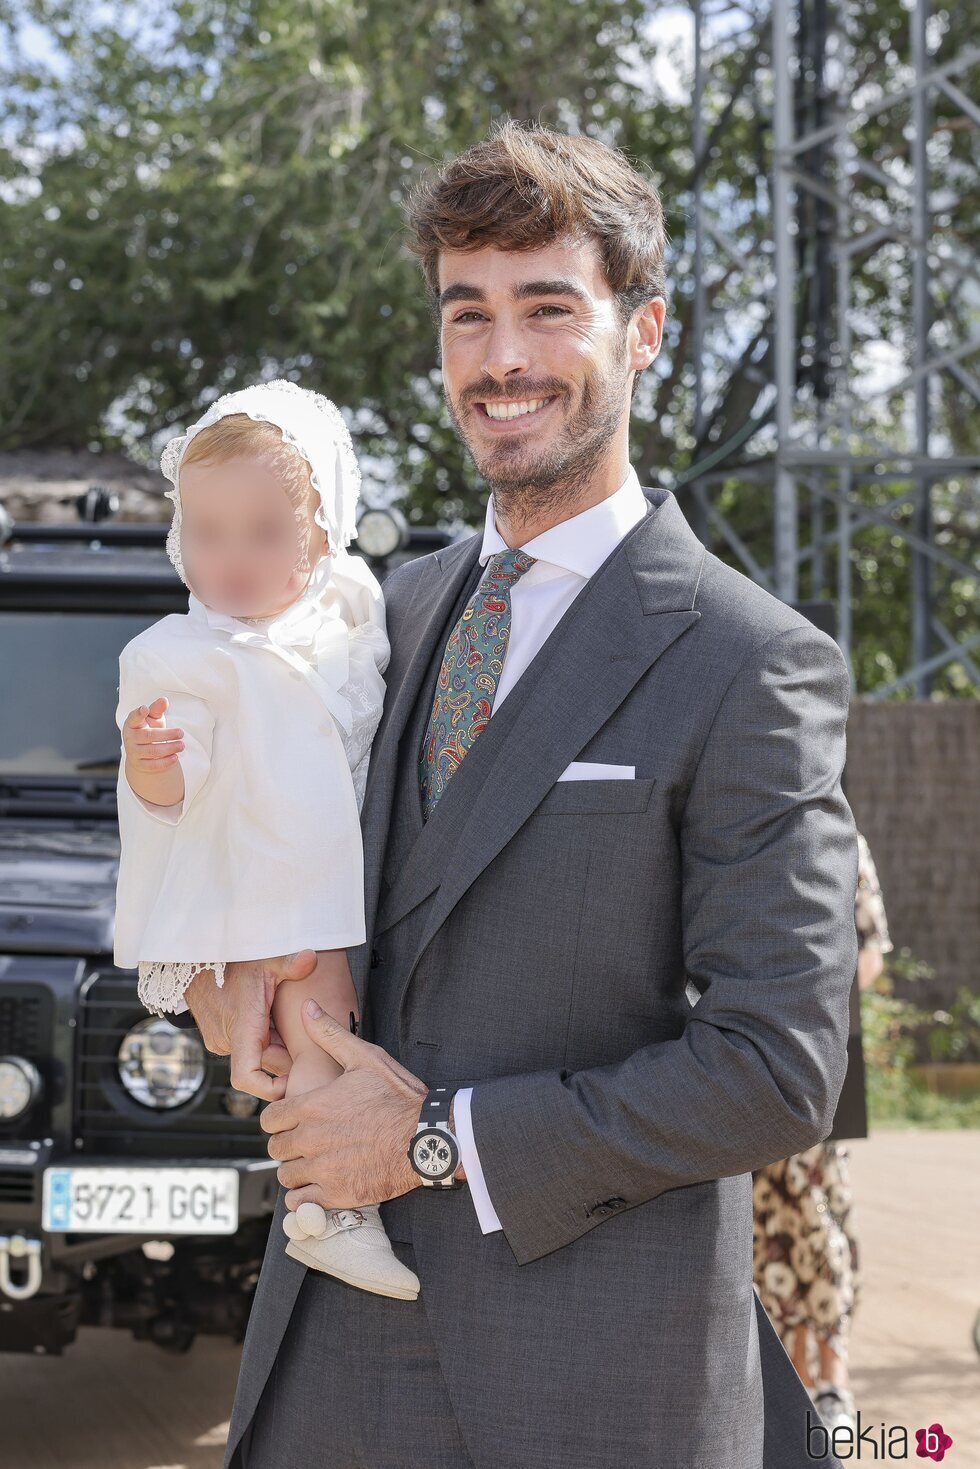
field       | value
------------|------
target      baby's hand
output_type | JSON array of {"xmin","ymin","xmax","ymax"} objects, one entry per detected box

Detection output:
[{"xmin": 123, "ymin": 696, "xmax": 185, "ymax": 775}]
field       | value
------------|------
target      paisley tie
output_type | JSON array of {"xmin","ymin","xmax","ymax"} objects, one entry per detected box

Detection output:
[{"xmin": 419, "ymin": 548, "xmax": 537, "ymax": 820}]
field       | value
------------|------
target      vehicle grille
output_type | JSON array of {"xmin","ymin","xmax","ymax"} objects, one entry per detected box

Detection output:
[
  {"xmin": 0, "ymin": 1168, "xmax": 37, "ymax": 1205},
  {"xmin": 74, "ymin": 971, "xmax": 267, "ymax": 1159},
  {"xmin": 0, "ymin": 983, "xmax": 55, "ymax": 1137},
  {"xmin": 0, "ymin": 987, "xmax": 52, "ymax": 1055}
]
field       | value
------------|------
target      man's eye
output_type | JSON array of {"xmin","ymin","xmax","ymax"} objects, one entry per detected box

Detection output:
[{"xmin": 452, "ymin": 306, "xmax": 568, "ymax": 322}]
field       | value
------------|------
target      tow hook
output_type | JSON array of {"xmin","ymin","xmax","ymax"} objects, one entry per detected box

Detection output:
[{"xmin": 0, "ymin": 1235, "xmax": 43, "ymax": 1299}]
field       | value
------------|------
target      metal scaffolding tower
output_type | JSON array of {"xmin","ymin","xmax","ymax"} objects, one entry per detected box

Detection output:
[{"xmin": 686, "ymin": 0, "xmax": 979, "ymax": 697}]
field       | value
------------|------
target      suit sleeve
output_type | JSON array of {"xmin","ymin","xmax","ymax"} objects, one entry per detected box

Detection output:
[
  {"xmin": 116, "ymin": 639, "xmax": 215, "ymax": 826},
  {"xmin": 467, "ymin": 624, "xmax": 859, "ymax": 1265}
]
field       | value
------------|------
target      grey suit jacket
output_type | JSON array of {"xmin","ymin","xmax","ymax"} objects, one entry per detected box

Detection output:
[{"xmin": 225, "ymin": 485, "xmax": 856, "ymax": 1469}]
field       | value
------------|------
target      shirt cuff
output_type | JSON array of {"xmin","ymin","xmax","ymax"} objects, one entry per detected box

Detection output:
[{"xmin": 453, "ymin": 1086, "xmax": 503, "ymax": 1234}]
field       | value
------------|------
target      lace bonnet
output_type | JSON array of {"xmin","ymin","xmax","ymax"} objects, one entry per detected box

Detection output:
[{"xmin": 159, "ymin": 379, "xmax": 361, "ymax": 586}]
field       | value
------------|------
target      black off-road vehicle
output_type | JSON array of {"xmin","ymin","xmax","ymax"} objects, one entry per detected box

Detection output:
[
  {"xmin": 0, "ymin": 498, "xmax": 862, "ymax": 1358},
  {"xmin": 0, "ymin": 500, "xmax": 448, "ymax": 1357}
]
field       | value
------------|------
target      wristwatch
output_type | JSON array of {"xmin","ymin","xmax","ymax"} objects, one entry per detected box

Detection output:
[{"xmin": 408, "ymin": 1085, "xmax": 465, "ymax": 1189}]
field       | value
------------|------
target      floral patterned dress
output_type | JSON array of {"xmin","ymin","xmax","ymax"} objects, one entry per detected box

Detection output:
[{"xmin": 751, "ymin": 832, "xmax": 892, "ymax": 1364}]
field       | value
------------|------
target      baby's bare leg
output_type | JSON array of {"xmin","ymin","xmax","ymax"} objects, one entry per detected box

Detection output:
[
  {"xmin": 271, "ymin": 948, "xmax": 360, "ymax": 1101},
  {"xmin": 270, "ymin": 950, "xmax": 420, "ymax": 1298}
]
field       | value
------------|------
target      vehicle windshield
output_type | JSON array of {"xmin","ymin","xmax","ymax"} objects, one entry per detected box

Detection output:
[{"xmin": 0, "ymin": 612, "xmax": 158, "ymax": 776}]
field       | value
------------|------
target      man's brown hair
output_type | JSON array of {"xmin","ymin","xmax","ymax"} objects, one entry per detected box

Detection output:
[{"xmin": 404, "ymin": 119, "xmax": 670, "ymax": 339}]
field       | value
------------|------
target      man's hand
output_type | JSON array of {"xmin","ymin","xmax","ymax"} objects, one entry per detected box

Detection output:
[
  {"xmin": 261, "ymin": 1000, "xmax": 428, "ymax": 1211},
  {"xmin": 184, "ymin": 950, "xmax": 318, "ymax": 1102}
]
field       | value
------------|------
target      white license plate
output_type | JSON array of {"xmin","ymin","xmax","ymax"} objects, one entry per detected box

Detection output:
[{"xmin": 42, "ymin": 1166, "xmax": 240, "ymax": 1235}]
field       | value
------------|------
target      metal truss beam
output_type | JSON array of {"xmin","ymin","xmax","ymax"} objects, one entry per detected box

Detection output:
[{"xmin": 687, "ymin": 0, "xmax": 978, "ymax": 698}]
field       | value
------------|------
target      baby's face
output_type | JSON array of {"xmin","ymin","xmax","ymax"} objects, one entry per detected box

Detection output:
[{"xmin": 178, "ymin": 456, "xmax": 324, "ymax": 618}]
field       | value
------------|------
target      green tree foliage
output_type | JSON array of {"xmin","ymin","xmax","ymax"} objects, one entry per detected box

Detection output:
[
  {"xmin": 0, "ymin": 0, "xmax": 653, "ymax": 513},
  {"xmin": 1, "ymin": 0, "xmax": 975, "ymax": 694}
]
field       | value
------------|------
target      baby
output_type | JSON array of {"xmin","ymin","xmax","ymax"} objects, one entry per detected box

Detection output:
[{"xmin": 112, "ymin": 379, "xmax": 419, "ymax": 1301}]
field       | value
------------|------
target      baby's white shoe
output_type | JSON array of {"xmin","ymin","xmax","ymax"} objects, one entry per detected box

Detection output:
[{"xmin": 283, "ymin": 1204, "xmax": 420, "ymax": 1301}]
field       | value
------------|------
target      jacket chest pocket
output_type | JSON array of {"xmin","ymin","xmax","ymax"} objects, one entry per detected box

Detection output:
[{"xmin": 532, "ymin": 776, "xmax": 657, "ymax": 816}]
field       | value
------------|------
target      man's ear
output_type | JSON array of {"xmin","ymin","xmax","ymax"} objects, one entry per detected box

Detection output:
[{"xmin": 631, "ymin": 296, "xmax": 665, "ymax": 373}]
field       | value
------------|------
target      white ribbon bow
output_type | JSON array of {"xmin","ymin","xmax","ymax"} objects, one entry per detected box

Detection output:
[{"xmin": 187, "ymin": 559, "xmax": 355, "ymax": 735}]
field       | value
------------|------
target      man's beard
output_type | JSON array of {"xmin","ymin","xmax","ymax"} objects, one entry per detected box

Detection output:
[{"xmin": 445, "ymin": 357, "xmax": 629, "ymax": 525}]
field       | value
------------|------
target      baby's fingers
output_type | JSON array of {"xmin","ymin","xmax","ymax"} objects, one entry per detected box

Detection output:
[
  {"xmin": 132, "ymin": 730, "xmax": 185, "ymax": 765},
  {"xmin": 123, "ymin": 697, "xmax": 170, "ymax": 731},
  {"xmin": 134, "ymin": 725, "xmax": 185, "ymax": 747}
]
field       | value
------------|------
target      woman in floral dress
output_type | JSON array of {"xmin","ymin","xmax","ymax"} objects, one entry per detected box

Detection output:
[{"xmin": 752, "ymin": 830, "xmax": 892, "ymax": 1434}]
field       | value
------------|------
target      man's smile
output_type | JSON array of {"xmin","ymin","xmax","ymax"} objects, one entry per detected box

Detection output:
[{"xmin": 472, "ymin": 395, "xmax": 559, "ymax": 429}]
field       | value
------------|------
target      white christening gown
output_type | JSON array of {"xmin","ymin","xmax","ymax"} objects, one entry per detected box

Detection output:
[{"xmin": 112, "ymin": 552, "xmax": 389, "ymax": 1018}]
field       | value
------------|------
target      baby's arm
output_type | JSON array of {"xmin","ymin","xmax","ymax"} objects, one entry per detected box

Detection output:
[
  {"xmin": 271, "ymin": 949, "xmax": 360, "ymax": 1100},
  {"xmin": 122, "ymin": 695, "xmax": 185, "ymax": 808},
  {"xmin": 271, "ymin": 948, "xmax": 360, "ymax": 1056},
  {"xmin": 116, "ymin": 639, "xmax": 215, "ymax": 825}
]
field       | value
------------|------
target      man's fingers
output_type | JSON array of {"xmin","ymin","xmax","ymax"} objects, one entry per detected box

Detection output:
[
  {"xmin": 276, "ymin": 949, "xmax": 320, "ymax": 984},
  {"xmin": 283, "ymin": 1184, "xmax": 326, "ymax": 1214},
  {"xmin": 261, "ymin": 1040, "xmax": 293, "ymax": 1078},
  {"xmin": 234, "ymin": 1061, "xmax": 288, "ymax": 1104},
  {"xmin": 229, "ymin": 1015, "xmax": 289, "ymax": 1103},
  {"xmin": 299, "ymin": 1003, "xmax": 423, "ymax": 1097}
]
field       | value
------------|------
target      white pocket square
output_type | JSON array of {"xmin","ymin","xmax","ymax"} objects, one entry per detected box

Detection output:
[{"xmin": 556, "ymin": 761, "xmax": 636, "ymax": 782}]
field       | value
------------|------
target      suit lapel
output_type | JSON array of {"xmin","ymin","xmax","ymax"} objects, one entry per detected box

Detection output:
[{"xmin": 375, "ymin": 489, "xmax": 706, "ymax": 983}]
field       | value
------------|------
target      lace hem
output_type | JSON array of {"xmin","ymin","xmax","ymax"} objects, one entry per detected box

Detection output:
[{"xmin": 137, "ymin": 960, "xmax": 227, "ymax": 1018}]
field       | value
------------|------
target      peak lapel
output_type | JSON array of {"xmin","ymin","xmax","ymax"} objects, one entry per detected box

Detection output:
[{"xmin": 378, "ymin": 490, "xmax": 706, "ymax": 975}]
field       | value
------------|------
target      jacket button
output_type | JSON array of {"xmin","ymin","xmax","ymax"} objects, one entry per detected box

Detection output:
[
  {"xmin": 370, "ymin": 948, "xmax": 381, "ymax": 969},
  {"xmin": 606, "ymin": 1197, "xmax": 627, "ymax": 1209}
]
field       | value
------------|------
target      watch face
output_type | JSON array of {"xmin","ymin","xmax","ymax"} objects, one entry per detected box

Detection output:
[{"xmin": 413, "ymin": 1130, "xmax": 455, "ymax": 1178}]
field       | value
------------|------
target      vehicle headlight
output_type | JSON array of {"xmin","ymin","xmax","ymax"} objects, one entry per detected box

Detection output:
[
  {"xmin": 0, "ymin": 1057, "xmax": 42, "ymax": 1120},
  {"xmin": 117, "ymin": 1018, "xmax": 206, "ymax": 1110},
  {"xmin": 223, "ymin": 1087, "xmax": 261, "ymax": 1119},
  {"xmin": 356, "ymin": 505, "xmax": 408, "ymax": 559}
]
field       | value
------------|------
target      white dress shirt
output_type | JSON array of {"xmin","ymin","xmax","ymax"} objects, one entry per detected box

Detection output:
[{"xmin": 452, "ymin": 466, "xmax": 650, "ymax": 1232}]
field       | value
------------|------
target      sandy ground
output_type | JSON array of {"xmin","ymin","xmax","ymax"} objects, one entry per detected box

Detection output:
[
  {"xmin": 845, "ymin": 1128, "xmax": 979, "ymax": 1462},
  {"xmin": 3, "ymin": 1127, "xmax": 977, "ymax": 1469}
]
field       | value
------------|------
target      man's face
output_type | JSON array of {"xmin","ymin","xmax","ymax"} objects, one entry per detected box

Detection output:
[{"xmin": 437, "ymin": 235, "xmax": 658, "ymax": 505}]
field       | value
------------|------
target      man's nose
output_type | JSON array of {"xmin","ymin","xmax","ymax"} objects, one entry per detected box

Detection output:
[{"xmin": 481, "ymin": 320, "xmax": 531, "ymax": 383}]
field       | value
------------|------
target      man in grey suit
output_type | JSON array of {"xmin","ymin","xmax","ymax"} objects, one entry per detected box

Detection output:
[{"xmin": 184, "ymin": 121, "xmax": 857, "ymax": 1468}]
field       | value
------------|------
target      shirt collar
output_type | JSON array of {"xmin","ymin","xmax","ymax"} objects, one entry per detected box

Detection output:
[{"xmin": 478, "ymin": 465, "xmax": 648, "ymax": 578}]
